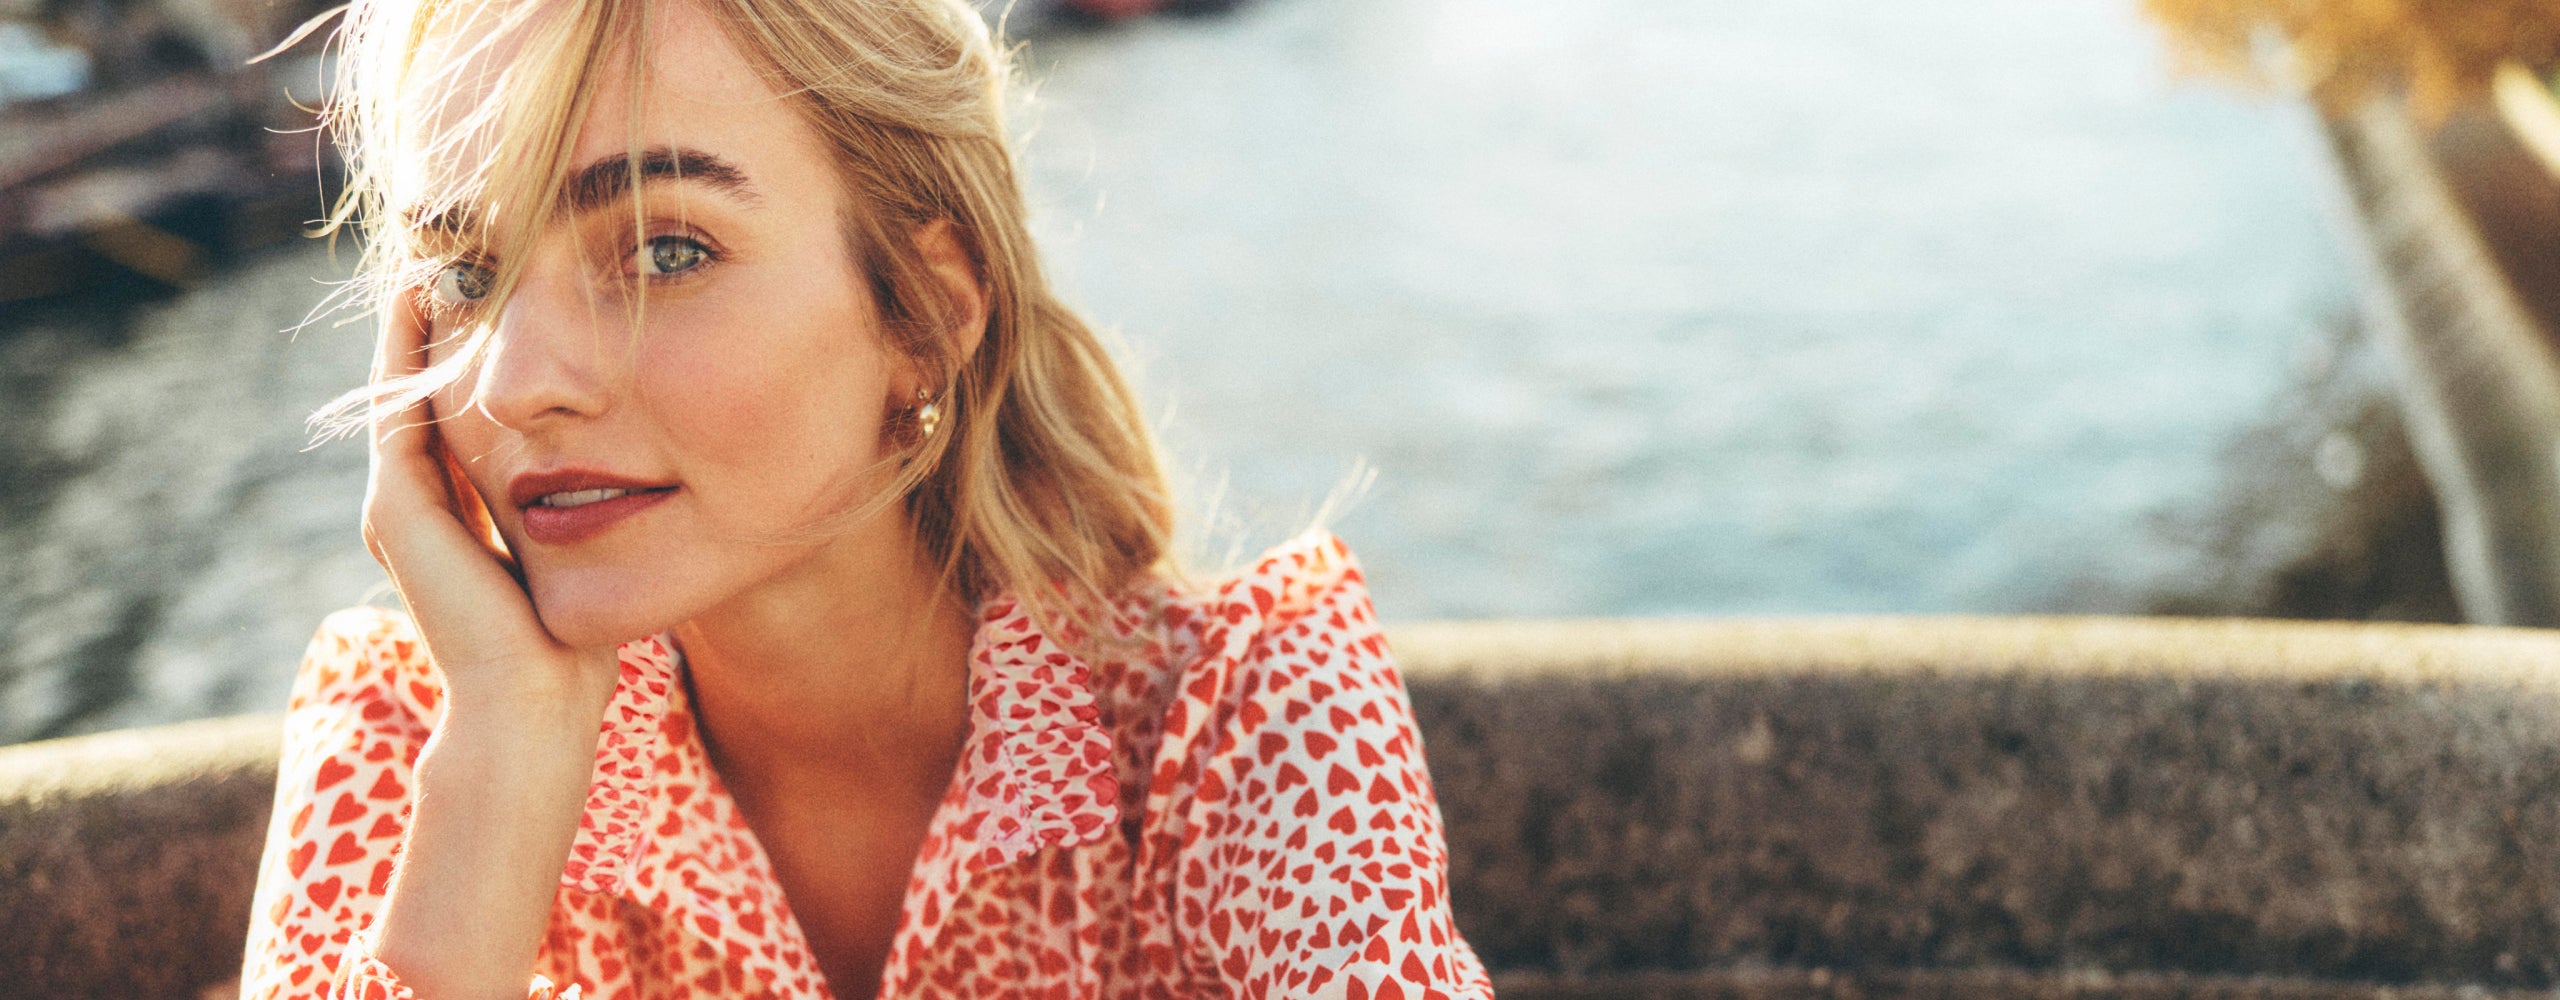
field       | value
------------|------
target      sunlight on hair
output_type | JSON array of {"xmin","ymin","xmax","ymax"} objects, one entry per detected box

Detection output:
[{"xmin": 292, "ymin": 0, "xmax": 1180, "ymax": 644}]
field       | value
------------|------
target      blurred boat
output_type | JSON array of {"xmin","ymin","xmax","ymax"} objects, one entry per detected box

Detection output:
[{"xmin": 0, "ymin": 1, "xmax": 340, "ymax": 307}]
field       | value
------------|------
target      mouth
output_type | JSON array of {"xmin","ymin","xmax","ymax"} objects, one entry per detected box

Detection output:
[
  {"xmin": 508, "ymin": 469, "xmax": 681, "ymax": 546},
  {"xmin": 531, "ymin": 486, "xmax": 678, "ymax": 509}
]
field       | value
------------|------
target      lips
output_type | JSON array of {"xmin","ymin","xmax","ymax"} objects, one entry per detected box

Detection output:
[{"xmin": 507, "ymin": 468, "xmax": 678, "ymax": 546}]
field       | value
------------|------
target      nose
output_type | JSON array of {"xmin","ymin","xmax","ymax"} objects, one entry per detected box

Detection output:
[{"xmin": 469, "ymin": 283, "xmax": 616, "ymax": 431}]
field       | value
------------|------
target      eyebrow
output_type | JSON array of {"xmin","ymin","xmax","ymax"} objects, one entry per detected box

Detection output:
[
  {"xmin": 409, "ymin": 145, "xmax": 760, "ymax": 235},
  {"xmin": 564, "ymin": 145, "xmax": 759, "ymax": 216}
]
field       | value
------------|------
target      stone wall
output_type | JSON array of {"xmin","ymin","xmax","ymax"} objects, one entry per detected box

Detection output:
[
  {"xmin": 0, "ymin": 713, "xmax": 279, "ymax": 1000},
  {"xmin": 1408, "ymin": 617, "xmax": 2560, "ymax": 997}
]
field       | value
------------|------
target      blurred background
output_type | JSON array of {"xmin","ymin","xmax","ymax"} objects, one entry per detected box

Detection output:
[{"xmin": 2, "ymin": 0, "xmax": 2540, "ymax": 746}]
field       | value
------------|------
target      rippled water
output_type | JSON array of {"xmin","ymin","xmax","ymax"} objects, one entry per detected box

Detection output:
[
  {"xmin": 1016, "ymin": 0, "xmax": 2364, "ymax": 618},
  {"xmin": 0, "ymin": 0, "xmax": 2392, "ymax": 742}
]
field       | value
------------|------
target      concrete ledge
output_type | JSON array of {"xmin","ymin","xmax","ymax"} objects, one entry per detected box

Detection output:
[
  {"xmin": 1406, "ymin": 617, "xmax": 2560, "ymax": 991},
  {"xmin": 1489, "ymin": 968, "xmax": 2560, "ymax": 999},
  {"xmin": 0, "ymin": 713, "xmax": 281, "ymax": 1000},
  {"xmin": 10, "ymin": 617, "xmax": 2560, "ymax": 997}
]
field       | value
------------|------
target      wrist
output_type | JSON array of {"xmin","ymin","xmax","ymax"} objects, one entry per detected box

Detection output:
[
  {"xmin": 425, "ymin": 694, "xmax": 608, "ymax": 768},
  {"xmin": 377, "ymin": 730, "xmax": 595, "ymax": 1000},
  {"xmin": 435, "ymin": 650, "xmax": 621, "ymax": 728}
]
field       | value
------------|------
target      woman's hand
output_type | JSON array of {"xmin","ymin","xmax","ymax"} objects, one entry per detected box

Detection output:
[
  {"xmin": 361, "ymin": 292, "xmax": 619, "ymax": 712},
  {"xmin": 359, "ymin": 292, "xmax": 622, "ymax": 1000}
]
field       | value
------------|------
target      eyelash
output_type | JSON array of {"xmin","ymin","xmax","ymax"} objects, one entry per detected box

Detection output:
[{"xmin": 626, "ymin": 231, "xmax": 723, "ymax": 282}]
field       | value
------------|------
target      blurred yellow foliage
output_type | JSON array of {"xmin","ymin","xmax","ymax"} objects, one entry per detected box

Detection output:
[{"xmin": 2143, "ymin": 0, "xmax": 2560, "ymax": 117}]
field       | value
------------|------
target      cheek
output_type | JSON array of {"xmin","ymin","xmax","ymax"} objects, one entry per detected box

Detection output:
[
  {"xmin": 638, "ymin": 308, "xmax": 896, "ymax": 499},
  {"xmin": 423, "ymin": 380, "xmax": 484, "ymax": 455},
  {"xmin": 421, "ymin": 380, "xmax": 513, "ymax": 501}
]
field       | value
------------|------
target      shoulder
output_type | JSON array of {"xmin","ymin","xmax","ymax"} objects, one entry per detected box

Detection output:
[
  {"xmin": 1089, "ymin": 530, "xmax": 1388, "ymax": 709},
  {"xmin": 1218, "ymin": 530, "xmax": 1378, "ymax": 628},
  {"xmin": 275, "ymin": 604, "xmax": 440, "ymax": 836},
  {"xmin": 1155, "ymin": 536, "xmax": 1495, "ymax": 995},
  {"xmin": 289, "ymin": 605, "xmax": 444, "ymax": 724},
  {"xmin": 1146, "ymin": 531, "xmax": 1417, "ymax": 802},
  {"xmin": 241, "ymin": 607, "xmax": 440, "ymax": 996},
  {"xmin": 1202, "ymin": 530, "xmax": 1395, "ymax": 712},
  {"xmin": 1190, "ymin": 528, "xmax": 1412, "ymax": 756},
  {"xmin": 1177, "ymin": 529, "xmax": 1390, "ymax": 673},
  {"xmin": 1110, "ymin": 532, "xmax": 1395, "ymax": 739}
]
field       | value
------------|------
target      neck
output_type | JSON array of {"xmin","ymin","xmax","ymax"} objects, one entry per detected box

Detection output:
[{"xmin": 670, "ymin": 520, "xmax": 975, "ymax": 809}]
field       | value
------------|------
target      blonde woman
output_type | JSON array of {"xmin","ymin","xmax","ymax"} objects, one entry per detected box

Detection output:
[{"xmin": 235, "ymin": 0, "xmax": 1491, "ymax": 996}]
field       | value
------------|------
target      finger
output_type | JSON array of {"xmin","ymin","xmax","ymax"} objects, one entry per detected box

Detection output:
[
  {"xmin": 369, "ymin": 287, "xmax": 425, "ymax": 381},
  {"xmin": 386, "ymin": 301, "xmax": 525, "ymax": 586},
  {"xmin": 435, "ymin": 427, "xmax": 526, "ymax": 588},
  {"xmin": 355, "ymin": 294, "xmax": 611, "ymax": 694},
  {"xmin": 360, "ymin": 294, "xmax": 518, "ymax": 618},
  {"xmin": 369, "ymin": 291, "xmax": 435, "ymax": 457}
]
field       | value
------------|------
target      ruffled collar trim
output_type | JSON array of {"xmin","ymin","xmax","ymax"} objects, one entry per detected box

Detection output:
[{"xmin": 940, "ymin": 596, "xmax": 1122, "ymax": 871}]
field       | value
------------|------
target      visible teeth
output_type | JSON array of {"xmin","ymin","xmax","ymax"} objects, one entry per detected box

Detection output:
[{"xmin": 540, "ymin": 488, "xmax": 634, "ymax": 508}]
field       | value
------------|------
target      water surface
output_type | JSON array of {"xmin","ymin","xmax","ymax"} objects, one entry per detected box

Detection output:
[{"xmin": 0, "ymin": 0, "xmax": 2382, "ymax": 741}]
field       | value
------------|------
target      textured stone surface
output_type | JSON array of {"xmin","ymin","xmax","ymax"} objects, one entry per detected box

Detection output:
[
  {"xmin": 0, "ymin": 713, "xmax": 281, "ymax": 1000},
  {"xmin": 15, "ymin": 617, "xmax": 2560, "ymax": 998},
  {"xmin": 1490, "ymin": 968, "xmax": 2560, "ymax": 999},
  {"xmin": 1406, "ymin": 617, "xmax": 2560, "ymax": 990}
]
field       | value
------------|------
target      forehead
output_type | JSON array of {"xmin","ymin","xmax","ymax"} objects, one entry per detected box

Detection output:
[{"xmin": 393, "ymin": 0, "xmax": 832, "ymax": 227}]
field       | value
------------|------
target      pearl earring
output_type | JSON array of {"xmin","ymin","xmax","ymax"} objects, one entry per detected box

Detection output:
[{"xmin": 914, "ymin": 387, "xmax": 943, "ymax": 439}]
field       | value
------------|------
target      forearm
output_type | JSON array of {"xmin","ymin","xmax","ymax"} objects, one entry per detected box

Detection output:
[{"xmin": 367, "ymin": 693, "xmax": 603, "ymax": 1000}]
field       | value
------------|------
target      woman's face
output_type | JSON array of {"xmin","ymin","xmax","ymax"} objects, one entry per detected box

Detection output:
[{"xmin": 415, "ymin": 3, "xmax": 920, "ymax": 648}]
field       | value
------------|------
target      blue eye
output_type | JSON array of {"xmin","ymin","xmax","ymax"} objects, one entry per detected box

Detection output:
[
  {"xmin": 637, "ymin": 235, "xmax": 710, "ymax": 277},
  {"xmin": 430, "ymin": 261, "xmax": 492, "ymax": 305}
]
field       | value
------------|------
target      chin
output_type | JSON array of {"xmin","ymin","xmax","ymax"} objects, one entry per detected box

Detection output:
[{"xmin": 528, "ymin": 569, "xmax": 694, "ymax": 650}]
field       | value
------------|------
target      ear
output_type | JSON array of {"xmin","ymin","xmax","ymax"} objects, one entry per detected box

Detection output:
[{"xmin": 914, "ymin": 218, "xmax": 989, "ymax": 380}]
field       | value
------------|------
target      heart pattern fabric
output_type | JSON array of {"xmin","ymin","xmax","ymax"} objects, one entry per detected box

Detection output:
[{"xmin": 237, "ymin": 532, "xmax": 1493, "ymax": 999}]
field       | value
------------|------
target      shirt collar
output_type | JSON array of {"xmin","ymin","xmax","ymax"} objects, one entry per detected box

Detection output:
[
  {"xmin": 882, "ymin": 595, "xmax": 1124, "ymax": 981},
  {"xmin": 937, "ymin": 595, "xmax": 1123, "ymax": 870},
  {"xmin": 560, "ymin": 592, "xmax": 1124, "ymax": 983}
]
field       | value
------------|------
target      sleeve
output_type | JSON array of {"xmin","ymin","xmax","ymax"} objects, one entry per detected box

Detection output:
[
  {"xmin": 1177, "ymin": 537, "xmax": 1496, "ymax": 1000},
  {"xmin": 236, "ymin": 608, "xmax": 581, "ymax": 1000}
]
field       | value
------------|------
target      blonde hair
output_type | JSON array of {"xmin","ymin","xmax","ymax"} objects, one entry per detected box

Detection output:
[{"xmin": 306, "ymin": 0, "xmax": 1175, "ymax": 629}]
